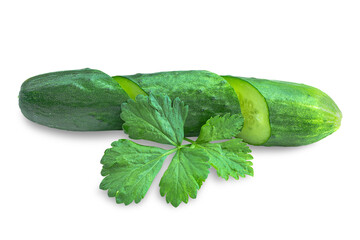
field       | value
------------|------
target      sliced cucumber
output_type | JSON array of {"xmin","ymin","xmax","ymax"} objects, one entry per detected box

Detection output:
[
  {"xmin": 19, "ymin": 69, "xmax": 341, "ymax": 146},
  {"xmin": 113, "ymin": 76, "xmax": 146, "ymax": 100},
  {"xmin": 222, "ymin": 76, "xmax": 271, "ymax": 145}
]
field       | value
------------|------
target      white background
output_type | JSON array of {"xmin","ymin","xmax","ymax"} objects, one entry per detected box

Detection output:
[{"xmin": 1, "ymin": 0, "xmax": 359, "ymax": 239}]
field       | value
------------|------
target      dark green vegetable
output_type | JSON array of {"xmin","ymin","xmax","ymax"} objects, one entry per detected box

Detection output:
[{"xmin": 19, "ymin": 68, "xmax": 342, "ymax": 146}]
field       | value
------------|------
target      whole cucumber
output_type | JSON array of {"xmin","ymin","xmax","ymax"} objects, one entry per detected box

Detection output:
[{"xmin": 19, "ymin": 69, "xmax": 342, "ymax": 146}]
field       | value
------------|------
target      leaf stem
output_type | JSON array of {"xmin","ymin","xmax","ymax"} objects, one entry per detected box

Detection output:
[
  {"xmin": 184, "ymin": 137, "xmax": 196, "ymax": 144},
  {"xmin": 161, "ymin": 148, "xmax": 178, "ymax": 158}
]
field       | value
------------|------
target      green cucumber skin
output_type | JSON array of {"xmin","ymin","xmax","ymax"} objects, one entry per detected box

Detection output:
[
  {"xmin": 122, "ymin": 71, "xmax": 241, "ymax": 136},
  {"xmin": 19, "ymin": 69, "xmax": 342, "ymax": 146},
  {"xmin": 19, "ymin": 69, "xmax": 130, "ymax": 131},
  {"xmin": 239, "ymin": 77, "xmax": 342, "ymax": 146}
]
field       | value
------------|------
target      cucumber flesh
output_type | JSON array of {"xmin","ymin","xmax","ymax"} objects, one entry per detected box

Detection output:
[
  {"xmin": 113, "ymin": 76, "xmax": 146, "ymax": 100},
  {"xmin": 222, "ymin": 76, "xmax": 271, "ymax": 145}
]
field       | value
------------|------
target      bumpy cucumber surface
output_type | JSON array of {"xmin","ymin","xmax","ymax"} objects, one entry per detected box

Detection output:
[
  {"xmin": 19, "ymin": 69, "xmax": 342, "ymax": 146},
  {"xmin": 120, "ymin": 70, "xmax": 241, "ymax": 136},
  {"xmin": 224, "ymin": 76, "xmax": 342, "ymax": 146},
  {"xmin": 19, "ymin": 69, "xmax": 130, "ymax": 131}
]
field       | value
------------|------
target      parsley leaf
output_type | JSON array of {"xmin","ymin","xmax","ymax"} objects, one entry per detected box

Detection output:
[
  {"xmin": 120, "ymin": 94, "xmax": 188, "ymax": 146},
  {"xmin": 100, "ymin": 139, "xmax": 173, "ymax": 205},
  {"xmin": 199, "ymin": 139, "xmax": 254, "ymax": 180},
  {"xmin": 196, "ymin": 113, "xmax": 244, "ymax": 143},
  {"xmin": 191, "ymin": 113, "xmax": 253, "ymax": 180},
  {"xmin": 100, "ymin": 93, "xmax": 254, "ymax": 207},
  {"xmin": 159, "ymin": 146, "xmax": 210, "ymax": 207}
]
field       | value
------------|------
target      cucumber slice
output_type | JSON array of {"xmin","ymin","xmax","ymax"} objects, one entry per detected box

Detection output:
[
  {"xmin": 113, "ymin": 76, "xmax": 147, "ymax": 100},
  {"xmin": 222, "ymin": 76, "xmax": 271, "ymax": 145}
]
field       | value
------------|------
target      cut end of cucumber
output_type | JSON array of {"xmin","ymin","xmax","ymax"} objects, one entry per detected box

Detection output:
[
  {"xmin": 222, "ymin": 76, "xmax": 271, "ymax": 145},
  {"xmin": 113, "ymin": 76, "xmax": 147, "ymax": 100}
]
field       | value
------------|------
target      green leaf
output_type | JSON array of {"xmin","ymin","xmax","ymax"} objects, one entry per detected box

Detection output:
[
  {"xmin": 198, "ymin": 139, "xmax": 254, "ymax": 180},
  {"xmin": 120, "ymin": 94, "xmax": 188, "ymax": 146},
  {"xmin": 196, "ymin": 113, "xmax": 244, "ymax": 143},
  {"xmin": 159, "ymin": 147, "xmax": 210, "ymax": 207},
  {"xmin": 100, "ymin": 139, "xmax": 171, "ymax": 205}
]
